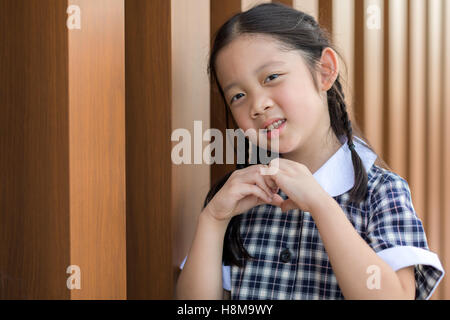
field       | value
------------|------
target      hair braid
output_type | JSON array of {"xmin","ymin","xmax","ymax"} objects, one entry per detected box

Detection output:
[{"xmin": 331, "ymin": 78, "xmax": 368, "ymax": 202}]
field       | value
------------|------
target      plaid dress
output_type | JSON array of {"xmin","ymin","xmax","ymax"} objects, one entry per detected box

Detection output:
[
  {"xmin": 180, "ymin": 137, "xmax": 445, "ymax": 299},
  {"xmin": 224, "ymin": 138, "xmax": 444, "ymax": 300}
]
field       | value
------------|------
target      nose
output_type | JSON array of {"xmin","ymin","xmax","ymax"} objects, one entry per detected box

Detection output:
[{"xmin": 251, "ymin": 95, "xmax": 273, "ymax": 119}]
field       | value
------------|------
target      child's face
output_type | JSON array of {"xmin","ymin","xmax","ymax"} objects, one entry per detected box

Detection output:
[{"xmin": 215, "ymin": 34, "xmax": 334, "ymax": 155}]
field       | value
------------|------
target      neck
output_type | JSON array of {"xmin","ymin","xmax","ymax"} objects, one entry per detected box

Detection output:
[{"xmin": 280, "ymin": 131, "xmax": 342, "ymax": 175}]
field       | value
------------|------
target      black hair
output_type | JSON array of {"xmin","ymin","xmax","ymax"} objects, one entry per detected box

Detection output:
[{"xmin": 204, "ymin": 2, "xmax": 375, "ymax": 267}]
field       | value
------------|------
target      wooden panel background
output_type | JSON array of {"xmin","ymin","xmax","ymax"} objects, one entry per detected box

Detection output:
[
  {"xmin": 171, "ymin": 0, "xmax": 211, "ymax": 298},
  {"xmin": 125, "ymin": 0, "xmax": 173, "ymax": 299},
  {"xmin": 1, "ymin": 0, "xmax": 448, "ymax": 300},
  {"xmin": 68, "ymin": 0, "xmax": 127, "ymax": 299},
  {"xmin": 0, "ymin": 0, "xmax": 70, "ymax": 299},
  {"xmin": 442, "ymin": 0, "xmax": 450, "ymax": 300}
]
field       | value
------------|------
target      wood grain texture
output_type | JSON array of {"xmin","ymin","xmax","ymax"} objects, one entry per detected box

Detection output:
[
  {"xmin": 210, "ymin": 0, "xmax": 242, "ymax": 187},
  {"xmin": 171, "ymin": 0, "xmax": 211, "ymax": 297},
  {"xmin": 332, "ymin": 0, "xmax": 355, "ymax": 120},
  {"xmin": 364, "ymin": 0, "xmax": 385, "ymax": 157},
  {"xmin": 0, "ymin": 0, "xmax": 70, "ymax": 299},
  {"xmin": 319, "ymin": 0, "xmax": 333, "ymax": 35},
  {"xmin": 426, "ymin": 0, "xmax": 442, "ymax": 261},
  {"xmin": 68, "ymin": 0, "xmax": 126, "ymax": 299},
  {"xmin": 426, "ymin": 0, "xmax": 443, "ymax": 300},
  {"xmin": 354, "ymin": 0, "xmax": 366, "ymax": 133},
  {"xmin": 408, "ymin": 0, "xmax": 427, "ymax": 229},
  {"xmin": 125, "ymin": 0, "xmax": 173, "ymax": 299},
  {"xmin": 442, "ymin": 0, "xmax": 450, "ymax": 299},
  {"xmin": 386, "ymin": 0, "xmax": 407, "ymax": 180}
]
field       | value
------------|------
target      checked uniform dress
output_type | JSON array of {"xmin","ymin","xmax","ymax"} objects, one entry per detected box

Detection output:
[{"xmin": 180, "ymin": 137, "xmax": 445, "ymax": 300}]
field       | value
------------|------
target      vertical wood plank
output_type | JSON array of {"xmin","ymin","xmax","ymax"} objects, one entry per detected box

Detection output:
[
  {"xmin": 442, "ymin": 0, "xmax": 450, "ymax": 300},
  {"xmin": 0, "ymin": 0, "xmax": 70, "ymax": 299},
  {"xmin": 386, "ymin": 0, "xmax": 407, "ymax": 179},
  {"xmin": 68, "ymin": 0, "xmax": 126, "ymax": 299},
  {"xmin": 319, "ymin": 0, "xmax": 333, "ymax": 35},
  {"xmin": 354, "ymin": 0, "xmax": 366, "ymax": 133},
  {"xmin": 332, "ymin": 0, "xmax": 355, "ymax": 120},
  {"xmin": 125, "ymin": 0, "xmax": 173, "ymax": 299},
  {"xmin": 210, "ymin": 0, "xmax": 242, "ymax": 187},
  {"xmin": 408, "ymin": 0, "xmax": 427, "ymax": 228},
  {"xmin": 426, "ymin": 0, "xmax": 443, "ymax": 300},
  {"xmin": 171, "ymin": 0, "xmax": 211, "ymax": 295},
  {"xmin": 364, "ymin": 0, "xmax": 384, "ymax": 156},
  {"xmin": 426, "ymin": 0, "xmax": 442, "ymax": 257}
]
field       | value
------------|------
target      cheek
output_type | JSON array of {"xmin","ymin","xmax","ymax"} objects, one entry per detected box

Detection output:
[{"xmin": 277, "ymin": 82, "xmax": 321, "ymax": 123}]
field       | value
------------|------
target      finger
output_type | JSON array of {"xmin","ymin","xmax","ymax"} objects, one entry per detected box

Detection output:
[
  {"xmin": 261, "ymin": 173, "xmax": 279, "ymax": 194},
  {"xmin": 254, "ymin": 174, "xmax": 275, "ymax": 200},
  {"xmin": 240, "ymin": 184, "xmax": 273, "ymax": 204},
  {"xmin": 269, "ymin": 158, "xmax": 296, "ymax": 175},
  {"xmin": 248, "ymin": 165, "xmax": 278, "ymax": 197},
  {"xmin": 269, "ymin": 194, "xmax": 284, "ymax": 207},
  {"xmin": 255, "ymin": 165, "xmax": 278, "ymax": 191},
  {"xmin": 280, "ymin": 199, "xmax": 298, "ymax": 213}
]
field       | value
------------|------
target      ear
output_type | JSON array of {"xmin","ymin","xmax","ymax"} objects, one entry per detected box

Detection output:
[{"xmin": 318, "ymin": 47, "xmax": 339, "ymax": 92}]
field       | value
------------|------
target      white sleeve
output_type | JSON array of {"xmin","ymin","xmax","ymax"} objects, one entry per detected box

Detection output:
[
  {"xmin": 180, "ymin": 256, "xmax": 231, "ymax": 291},
  {"xmin": 376, "ymin": 246, "xmax": 445, "ymax": 300}
]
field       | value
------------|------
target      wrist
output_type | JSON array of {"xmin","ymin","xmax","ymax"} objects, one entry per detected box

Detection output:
[
  {"xmin": 309, "ymin": 189, "xmax": 335, "ymax": 216},
  {"xmin": 200, "ymin": 205, "xmax": 231, "ymax": 230}
]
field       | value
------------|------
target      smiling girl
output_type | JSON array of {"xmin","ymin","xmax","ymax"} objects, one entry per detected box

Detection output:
[{"xmin": 176, "ymin": 3, "xmax": 444, "ymax": 300}]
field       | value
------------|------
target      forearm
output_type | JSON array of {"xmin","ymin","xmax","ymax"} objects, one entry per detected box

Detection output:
[
  {"xmin": 310, "ymin": 193, "xmax": 412, "ymax": 300},
  {"xmin": 175, "ymin": 207, "xmax": 230, "ymax": 300}
]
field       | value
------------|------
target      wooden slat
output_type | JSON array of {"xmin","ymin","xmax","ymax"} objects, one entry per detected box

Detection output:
[
  {"xmin": 332, "ymin": 0, "xmax": 355, "ymax": 120},
  {"xmin": 354, "ymin": 0, "xmax": 366, "ymax": 132},
  {"xmin": 427, "ymin": 0, "xmax": 443, "ymax": 300},
  {"xmin": 125, "ymin": 0, "xmax": 172, "ymax": 299},
  {"xmin": 426, "ymin": 0, "xmax": 442, "ymax": 257},
  {"xmin": 0, "ymin": 0, "xmax": 70, "ymax": 299},
  {"xmin": 408, "ymin": 0, "xmax": 427, "ymax": 229},
  {"xmin": 442, "ymin": 0, "xmax": 450, "ymax": 300},
  {"xmin": 319, "ymin": 0, "xmax": 333, "ymax": 35},
  {"xmin": 68, "ymin": 0, "xmax": 126, "ymax": 299},
  {"xmin": 171, "ymin": 0, "xmax": 211, "ymax": 296},
  {"xmin": 364, "ymin": 0, "xmax": 384, "ymax": 156},
  {"xmin": 386, "ymin": 0, "xmax": 408, "ymax": 179},
  {"xmin": 210, "ymin": 0, "xmax": 242, "ymax": 187}
]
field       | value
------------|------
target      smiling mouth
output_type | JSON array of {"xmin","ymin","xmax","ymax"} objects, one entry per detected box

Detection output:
[
  {"xmin": 264, "ymin": 120, "xmax": 286, "ymax": 141},
  {"xmin": 265, "ymin": 119, "xmax": 286, "ymax": 132}
]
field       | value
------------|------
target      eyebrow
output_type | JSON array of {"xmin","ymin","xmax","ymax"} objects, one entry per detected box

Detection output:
[{"xmin": 223, "ymin": 60, "xmax": 286, "ymax": 93}]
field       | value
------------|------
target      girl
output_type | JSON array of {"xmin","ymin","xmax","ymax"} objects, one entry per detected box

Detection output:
[{"xmin": 176, "ymin": 3, "xmax": 444, "ymax": 300}]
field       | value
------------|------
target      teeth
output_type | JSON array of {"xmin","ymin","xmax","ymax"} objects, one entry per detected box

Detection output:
[{"xmin": 267, "ymin": 119, "xmax": 285, "ymax": 131}]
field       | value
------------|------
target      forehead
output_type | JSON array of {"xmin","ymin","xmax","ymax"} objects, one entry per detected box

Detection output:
[{"xmin": 215, "ymin": 34, "xmax": 305, "ymax": 87}]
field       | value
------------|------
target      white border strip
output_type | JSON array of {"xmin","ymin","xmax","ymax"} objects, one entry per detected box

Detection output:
[{"xmin": 377, "ymin": 246, "xmax": 445, "ymax": 299}]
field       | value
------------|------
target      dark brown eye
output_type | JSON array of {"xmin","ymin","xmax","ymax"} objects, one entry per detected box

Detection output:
[
  {"xmin": 264, "ymin": 74, "xmax": 280, "ymax": 83},
  {"xmin": 230, "ymin": 93, "xmax": 245, "ymax": 104}
]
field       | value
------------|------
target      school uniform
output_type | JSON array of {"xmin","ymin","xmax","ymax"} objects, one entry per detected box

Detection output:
[{"xmin": 180, "ymin": 136, "xmax": 444, "ymax": 300}]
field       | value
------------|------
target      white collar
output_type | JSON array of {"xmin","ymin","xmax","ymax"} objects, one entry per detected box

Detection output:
[{"xmin": 311, "ymin": 136, "xmax": 377, "ymax": 197}]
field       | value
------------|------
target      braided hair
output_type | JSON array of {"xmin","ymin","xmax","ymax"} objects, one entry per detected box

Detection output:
[{"xmin": 206, "ymin": 2, "xmax": 371, "ymax": 267}]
